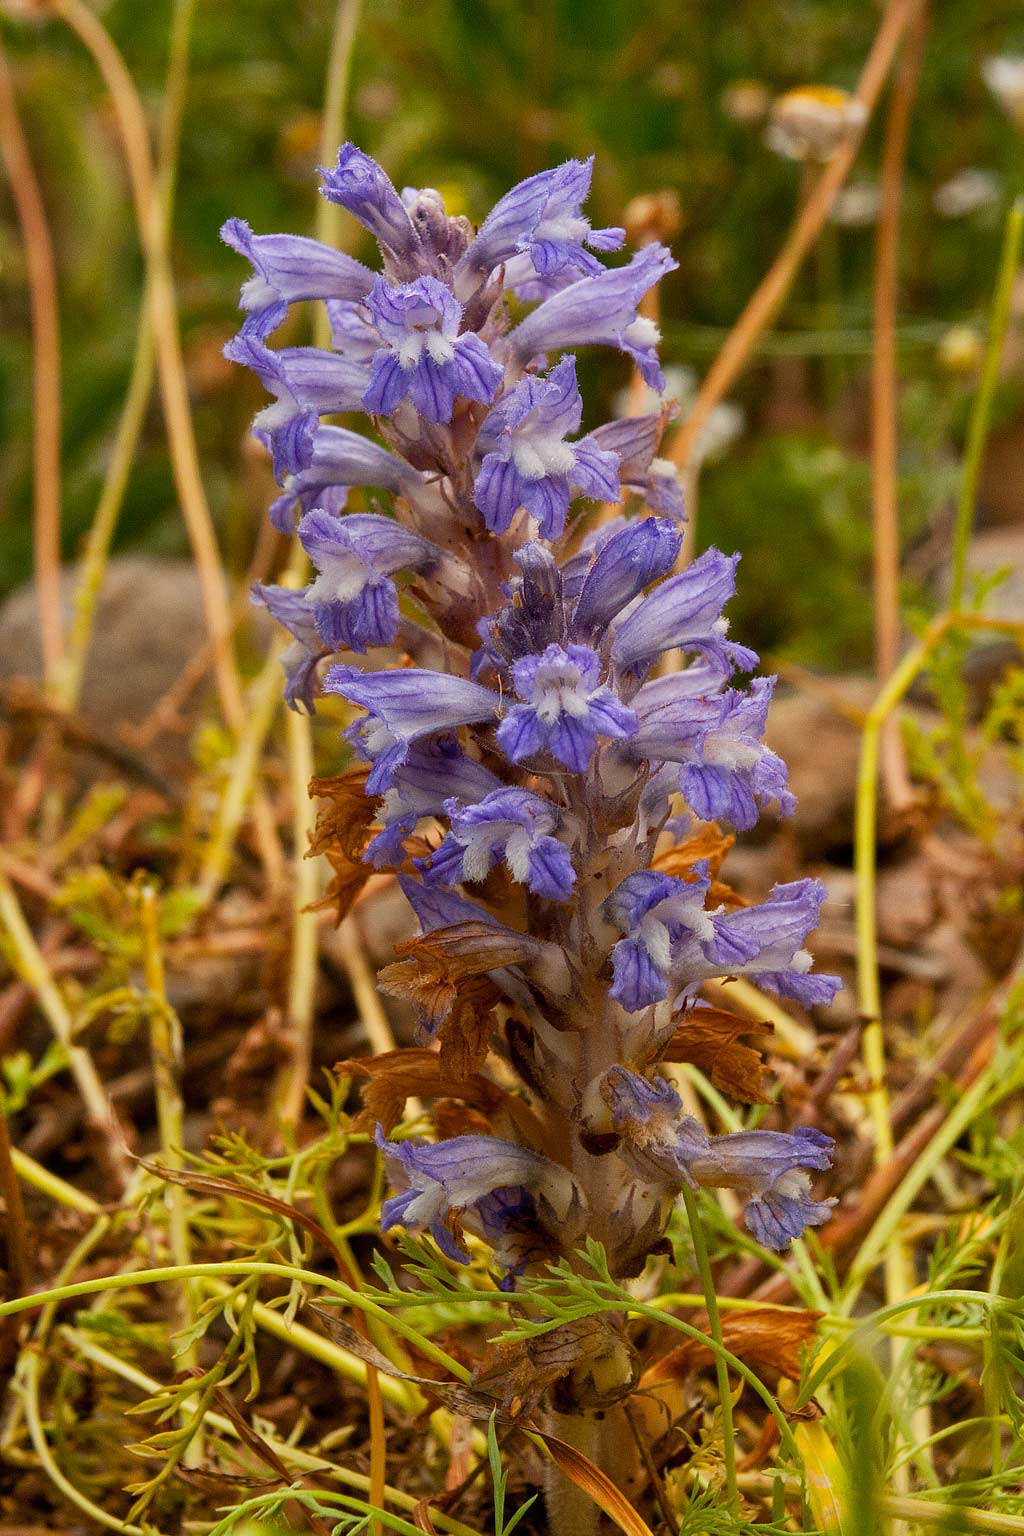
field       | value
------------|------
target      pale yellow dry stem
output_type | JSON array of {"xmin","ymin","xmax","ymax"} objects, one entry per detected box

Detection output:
[
  {"xmin": 194, "ymin": 636, "xmax": 289, "ymax": 909},
  {"xmin": 139, "ymin": 886, "xmax": 201, "ymax": 1465},
  {"xmin": 667, "ymin": 0, "xmax": 922, "ymax": 538},
  {"xmin": 868, "ymin": 6, "xmax": 933, "ymax": 1479},
  {"xmin": 871, "ymin": 5, "xmax": 927, "ymax": 814},
  {"xmin": 0, "ymin": 865, "xmax": 132, "ymax": 1190},
  {"xmin": 50, "ymin": 0, "xmax": 285, "ymax": 888},
  {"xmin": 56, "ymin": 0, "xmax": 198, "ymax": 716},
  {"xmin": 0, "ymin": 40, "xmax": 64, "ymax": 682}
]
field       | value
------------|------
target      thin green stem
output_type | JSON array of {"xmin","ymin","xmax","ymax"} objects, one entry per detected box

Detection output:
[
  {"xmin": 0, "ymin": 1259, "xmax": 470, "ymax": 1381},
  {"xmin": 681, "ymin": 1185, "xmax": 738, "ymax": 1512},
  {"xmin": 950, "ymin": 199, "xmax": 1024, "ymax": 611}
]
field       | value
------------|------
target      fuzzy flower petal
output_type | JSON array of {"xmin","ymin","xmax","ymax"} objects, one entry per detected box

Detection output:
[
  {"xmin": 496, "ymin": 643, "xmax": 637, "ymax": 772},
  {"xmin": 599, "ymin": 1067, "xmax": 836, "ymax": 1249},
  {"xmin": 327, "ymin": 666, "xmax": 500, "ymax": 792},
  {"xmin": 296, "ymin": 509, "xmax": 442, "ymax": 654},
  {"xmin": 251, "ymin": 583, "xmax": 328, "ymax": 712},
  {"xmin": 221, "ymin": 218, "xmax": 375, "ymax": 339},
  {"xmin": 460, "ymin": 155, "xmax": 624, "ymax": 284},
  {"xmin": 509, "ymin": 244, "xmax": 677, "ymax": 389},
  {"xmin": 224, "ymin": 333, "xmax": 372, "ymax": 478},
  {"xmin": 376, "ymin": 1127, "xmax": 581, "ymax": 1269},
  {"xmin": 604, "ymin": 867, "xmax": 716, "ymax": 1012},
  {"xmin": 268, "ymin": 424, "xmax": 424, "ymax": 533},
  {"xmin": 473, "ymin": 357, "xmax": 619, "ymax": 538},
  {"xmin": 319, "ymin": 144, "xmax": 419, "ymax": 259},
  {"xmin": 419, "ymin": 786, "xmax": 575, "ymax": 900},
  {"xmin": 610, "ymin": 546, "xmax": 758, "ymax": 677},
  {"xmin": 363, "ymin": 276, "xmax": 502, "ymax": 424}
]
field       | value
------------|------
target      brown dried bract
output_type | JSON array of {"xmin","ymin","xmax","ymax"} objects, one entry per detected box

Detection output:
[
  {"xmin": 642, "ymin": 1306, "xmax": 821, "ymax": 1384},
  {"xmin": 474, "ymin": 1315, "xmax": 639, "ymax": 1417},
  {"xmin": 378, "ymin": 921, "xmax": 529, "ymax": 1078},
  {"xmin": 663, "ymin": 1006, "xmax": 774, "ymax": 1103},
  {"xmin": 305, "ymin": 768, "xmax": 380, "ymax": 924},
  {"xmin": 652, "ymin": 823, "xmax": 750, "ymax": 908},
  {"xmin": 337, "ymin": 1046, "xmax": 506, "ymax": 1131}
]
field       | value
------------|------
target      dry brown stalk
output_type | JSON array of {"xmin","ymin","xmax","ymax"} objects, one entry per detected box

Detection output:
[
  {"xmin": 49, "ymin": 0, "xmax": 285, "ymax": 888},
  {"xmin": 871, "ymin": 3, "xmax": 929, "ymax": 810},
  {"xmin": 668, "ymin": 0, "xmax": 923, "ymax": 499},
  {"xmin": 0, "ymin": 41, "xmax": 64, "ymax": 683}
]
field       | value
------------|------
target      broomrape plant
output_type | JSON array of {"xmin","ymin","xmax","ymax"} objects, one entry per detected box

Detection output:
[{"xmin": 224, "ymin": 142, "xmax": 840, "ymax": 1436}]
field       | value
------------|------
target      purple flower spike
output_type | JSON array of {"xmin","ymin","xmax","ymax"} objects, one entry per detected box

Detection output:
[
  {"xmin": 251, "ymin": 583, "xmax": 328, "ymax": 713},
  {"xmin": 572, "ymin": 516, "xmax": 683, "ymax": 638},
  {"xmin": 473, "ymin": 357, "xmax": 620, "ymax": 539},
  {"xmin": 220, "ymin": 218, "xmax": 375, "ymax": 340},
  {"xmin": 627, "ymin": 673, "xmax": 793, "ymax": 832},
  {"xmin": 461, "ymin": 156, "xmax": 624, "ymax": 285},
  {"xmin": 223, "ymin": 334, "xmax": 371, "ymax": 478},
  {"xmin": 232, "ymin": 143, "xmax": 841, "ymax": 1284},
  {"xmin": 509, "ymin": 244, "xmax": 678, "ymax": 389},
  {"xmin": 604, "ymin": 868, "xmax": 716, "ymax": 1012},
  {"xmin": 610, "ymin": 546, "xmax": 758, "ymax": 678},
  {"xmin": 496, "ymin": 643, "xmax": 637, "ymax": 772},
  {"xmin": 376, "ymin": 1127, "xmax": 581, "ymax": 1269},
  {"xmin": 420, "ymin": 786, "xmax": 576, "ymax": 900},
  {"xmin": 326, "ymin": 665, "xmax": 500, "ymax": 792},
  {"xmin": 319, "ymin": 143, "xmax": 419, "ymax": 260},
  {"xmin": 297, "ymin": 509, "xmax": 442, "ymax": 655},
  {"xmin": 363, "ymin": 276, "xmax": 503, "ymax": 424}
]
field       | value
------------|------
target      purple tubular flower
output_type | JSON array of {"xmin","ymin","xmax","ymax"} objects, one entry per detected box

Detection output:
[
  {"xmin": 326, "ymin": 299, "xmax": 381, "ymax": 362},
  {"xmin": 472, "ymin": 357, "xmax": 620, "ymax": 539},
  {"xmin": 508, "ymin": 244, "xmax": 678, "ymax": 389},
  {"xmin": 363, "ymin": 275, "xmax": 503, "ymax": 424},
  {"xmin": 589, "ymin": 415, "xmax": 686, "ymax": 521},
  {"xmin": 610, "ymin": 546, "xmax": 759, "ymax": 677},
  {"xmin": 297, "ymin": 509, "xmax": 442, "ymax": 654},
  {"xmin": 251, "ymin": 583, "xmax": 327, "ymax": 712},
  {"xmin": 496, "ymin": 643, "xmax": 637, "ymax": 772},
  {"xmin": 603, "ymin": 867, "xmax": 717, "ymax": 1012},
  {"xmin": 419, "ymin": 786, "xmax": 576, "ymax": 900},
  {"xmin": 460, "ymin": 156, "xmax": 624, "ymax": 284},
  {"xmin": 326, "ymin": 665, "xmax": 500, "ymax": 792},
  {"xmin": 698, "ymin": 879, "xmax": 842, "ymax": 1008},
  {"xmin": 572, "ymin": 516, "xmax": 683, "ymax": 639},
  {"xmin": 220, "ymin": 217, "xmax": 375, "ymax": 340},
  {"xmin": 599, "ymin": 1068, "xmax": 835, "ymax": 1249},
  {"xmin": 319, "ymin": 143, "xmax": 419, "ymax": 260},
  {"xmin": 364, "ymin": 739, "xmax": 502, "ymax": 868},
  {"xmin": 375, "ymin": 1127, "xmax": 580, "ymax": 1267},
  {"xmin": 679, "ymin": 678, "xmax": 794, "ymax": 830},
  {"xmin": 223, "ymin": 334, "xmax": 371, "ymax": 478},
  {"xmin": 627, "ymin": 673, "xmax": 793, "ymax": 831},
  {"xmin": 268, "ymin": 424, "xmax": 423, "ymax": 533},
  {"xmin": 397, "ymin": 873, "xmax": 504, "ymax": 935}
]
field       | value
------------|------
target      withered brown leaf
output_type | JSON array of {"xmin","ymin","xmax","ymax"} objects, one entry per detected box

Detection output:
[
  {"xmin": 652, "ymin": 822, "xmax": 750, "ymax": 909},
  {"xmin": 474, "ymin": 1315, "xmax": 639, "ymax": 1416},
  {"xmin": 663, "ymin": 1006, "xmax": 774, "ymax": 1104},
  {"xmin": 305, "ymin": 768, "xmax": 380, "ymax": 924},
  {"xmin": 338, "ymin": 1047, "xmax": 504, "ymax": 1131},
  {"xmin": 642, "ymin": 1306, "xmax": 821, "ymax": 1384},
  {"xmin": 378, "ymin": 921, "xmax": 531, "ymax": 1078}
]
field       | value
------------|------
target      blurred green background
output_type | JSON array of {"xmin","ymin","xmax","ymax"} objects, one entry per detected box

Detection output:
[{"xmin": 2, "ymin": 0, "xmax": 1023, "ymax": 668}]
